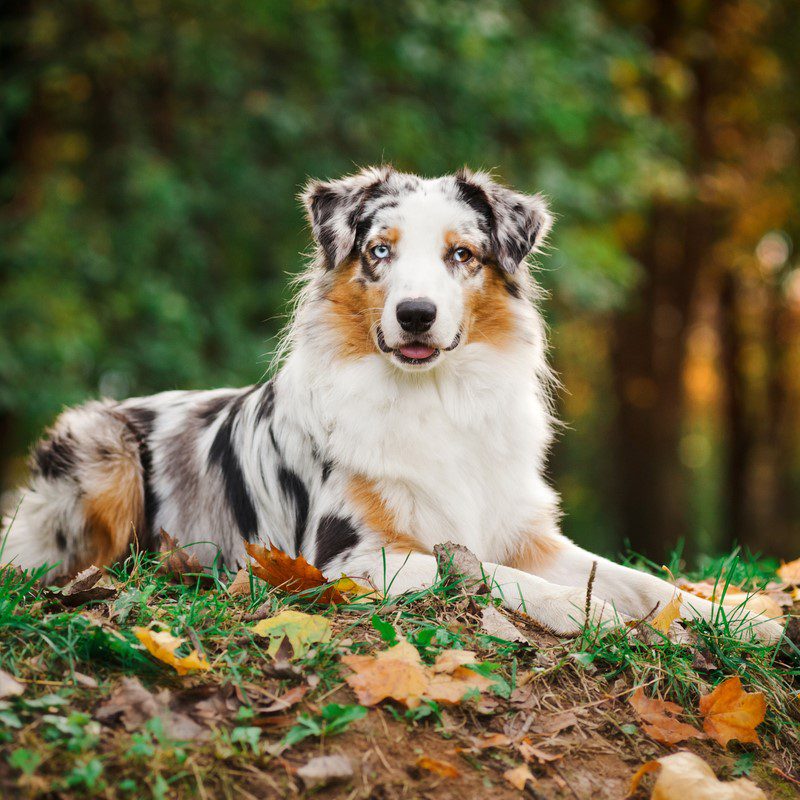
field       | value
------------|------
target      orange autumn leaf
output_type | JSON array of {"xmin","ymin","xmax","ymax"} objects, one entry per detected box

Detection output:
[
  {"xmin": 629, "ymin": 687, "xmax": 704, "ymax": 745},
  {"xmin": 777, "ymin": 557, "xmax": 800, "ymax": 586},
  {"xmin": 417, "ymin": 756, "xmax": 461, "ymax": 778},
  {"xmin": 343, "ymin": 639, "xmax": 493, "ymax": 709},
  {"xmin": 244, "ymin": 541, "xmax": 347, "ymax": 604},
  {"xmin": 698, "ymin": 677, "xmax": 766, "ymax": 748},
  {"xmin": 504, "ymin": 764, "xmax": 535, "ymax": 791}
]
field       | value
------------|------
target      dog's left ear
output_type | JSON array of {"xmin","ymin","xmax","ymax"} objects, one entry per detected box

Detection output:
[
  {"xmin": 301, "ymin": 166, "xmax": 394, "ymax": 269},
  {"xmin": 455, "ymin": 168, "xmax": 553, "ymax": 274}
]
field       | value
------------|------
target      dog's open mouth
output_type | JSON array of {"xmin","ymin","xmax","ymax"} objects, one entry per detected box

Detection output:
[{"xmin": 377, "ymin": 328, "xmax": 461, "ymax": 365}]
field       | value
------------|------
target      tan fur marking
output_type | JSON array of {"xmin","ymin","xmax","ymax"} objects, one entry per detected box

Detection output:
[
  {"xmin": 325, "ymin": 259, "xmax": 384, "ymax": 360},
  {"xmin": 505, "ymin": 533, "xmax": 565, "ymax": 572},
  {"xmin": 80, "ymin": 455, "xmax": 143, "ymax": 570},
  {"xmin": 348, "ymin": 475, "xmax": 427, "ymax": 555},
  {"xmin": 465, "ymin": 268, "xmax": 516, "ymax": 348}
]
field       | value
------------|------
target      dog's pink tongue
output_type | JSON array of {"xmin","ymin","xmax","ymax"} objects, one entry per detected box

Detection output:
[{"xmin": 399, "ymin": 344, "xmax": 436, "ymax": 360}]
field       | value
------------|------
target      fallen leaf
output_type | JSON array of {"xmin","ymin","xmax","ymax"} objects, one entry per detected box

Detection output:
[
  {"xmin": 473, "ymin": 732, "xmax": 511, "ymax": 749},
  {"xmin": 417, "ymin": 756, "xmax": 461, "ymax": 778},
  {"xmin": 518, "ymin": 740, "xmax": 562, "ymax": 763},
  {"xmin": 333, "ymin": 576, "xmax": 379, "ymax": 600},
  {"xmin": 0, "ymin": 669, "xmax": 24, "ymax": 699},
  {"xmin": 629, "ymin": 687, "xmax": 704, "ymax": 745},
  {"xmin": 48, "ymin": 566, "xmax": 116, "ymax": 607},
  {"xmin": 72, "ymin": 672, "xmax": 98, "ymax": 689},
  {"xmin": 251, "ymin": 609, "xmax": 331, "ymax": 658},
  {"xmin": 698, "ymin": 676, "xmax": 765, "ymax": 748},
  {"xmin": 95, "ymin": 677, "xmax": 209, "ymax": 741},
  {"xmin": 343, "ymin": 639, "xmax": 492, "ymax": 708},
  {"xmin": 480, "ymin": 606, "xmax": 528, "ymax": 644},
  {"xmin": 628, "ymin": 751, "xmax": 766, "ymax": 799},
  {"xmin": 133, "ymin": 627, "xmax": 211, "ymax": 675},
  {"xmin": 297, "ymin": 755, "xmax": 353, "ymax": 789},
  {"xmin": 650, "ymin": 596, "xmax": 682, "ymax": 636},
  {"xmin": 679, "ymin": 581, "xmax": 783, "ymax": 619},
  {"xmin": 158, "ymin": 530, "xmax": 213, "ymax": 587},
  {"xmin": 777, "ymin": 557, "xmax": 800, "ymax": 585},
  {"xmin": 255, "ymin": 685, "xmax": 308, "ymax": 715},
  {"xmin": 433, "ymin": 541, "xmax": 488, "ymax": 593},
  {"xmin": 245, "ymin": 541, "xmax": 346, "ymax": 604},
  {"xmin": 532, "ymin": 710, "xmax": 580, "ymax": 735},
  {"xmin": 227, "ymin": 568, "xmax": 253, "ymax": 597},
  {"xmin": 504, "ymin": 764, "xmax": 535, "ymax": 791}
]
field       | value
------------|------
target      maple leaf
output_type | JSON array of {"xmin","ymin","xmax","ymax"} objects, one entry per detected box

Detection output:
[
  {"xmin": 698, "ymin": 676, "xmax": 766, "ymax": 748},
  {"xmin": 343, "ymin": 638, "xmax": 492, "ymax": 709},
  {"xmin": 251, "ymin": 609, "xmax": 331, "ymax": 658},
  {"xmin": 629, "ymin": 751, "xmax": 766, "ymax": 799},
  {"xmin": 417, "ymin": 756, "xmax": 461, "ymax": 778},
  {"xmin": 649, "ymin": 596, "xmax": 682, "ymax": 635},
  {"xmin": 245, "ymin": 541, "xmax": 347, "ymax": 604},
  {"xmin": 158, "ymin": 530, "xmax": 213, "ymax": 587},
  {"xmin": 133, "ymin": 627, "xmax": 211, "ymax": 675},
  {"xmin": 777, "ymin": 557, "xmax": 800, "ymax": 586},
  {"xmin": 628, "ymin": 687, "xmax": 704, "ymax": 745}
]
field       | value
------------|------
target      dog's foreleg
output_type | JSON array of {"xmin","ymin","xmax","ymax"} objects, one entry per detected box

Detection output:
[
  {"xmin": 529, "ymin": 542, "xmax": 784, "ymax": 643},
  {"xmin": 336, "ymin": 550, "xmax": 629, "ymax": 636}
]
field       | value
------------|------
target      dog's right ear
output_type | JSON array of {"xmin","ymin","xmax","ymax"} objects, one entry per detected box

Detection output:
[{"xmin": 301, "ymin": 166, "xmax": 394, "ymax": 269}]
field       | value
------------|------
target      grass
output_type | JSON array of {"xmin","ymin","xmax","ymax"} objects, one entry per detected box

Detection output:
[{"xmin": 0, "ymin": 544, "xmax": 799, "ymax": 798}]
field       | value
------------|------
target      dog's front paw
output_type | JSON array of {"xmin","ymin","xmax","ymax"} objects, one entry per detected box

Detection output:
[{"xmin": 530, "ymin": 587, "xmax": 630, "ymax": 637}]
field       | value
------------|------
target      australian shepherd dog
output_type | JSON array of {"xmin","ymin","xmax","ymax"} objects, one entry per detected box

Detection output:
[{"xmin": 1, "ymin": 167, "xmax": 783, "ymax": 642}]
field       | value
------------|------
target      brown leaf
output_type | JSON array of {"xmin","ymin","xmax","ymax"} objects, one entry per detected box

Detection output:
[
  {"xmin": 49, "ymin": 566, "xmax": 116, "ymax": 607},
  {"xmin": 0, "ymin": 669, "xmax": 25, "ymax": 699},
  {"xmin": 245, "ymin": 541, "xmax": 346, "ymax": 604},
  {"xmin": 417, "ymin": 756, "xmax": 461, "ymax": 779},
  {"xmin": 227, "ymin": 568, "xmax": 252, "ymax": 597},
  {"xmin": 480, "ymin": 606, "xmax": 528, "ymax": 644},
  {"xmin": 343, "ymin": 639, "xmax": 492, "ymax": 708},
  {"xmin": 472, "ymin": 732, "xmax": 511, "ymax": 750},
  {"xmin": 158, "ymin": 530, "xmax": 213, "ymax": 587},
  {"xmin": 628, "ymin": 751, "xmax": 766, "ymax": 799},
  {"xmin": 256, "ymin": 685, "xmax": 308, "ymax": 715},
  {"xmin": 297, "ymin": 755, "xmax": 353, "ymax": 789},
  {"xmin": 504, "ymin": 764, "xmax": 535, "ymax": 791},
  {"xmin": 433, "ymin": 541, "xmax": 488, "ymax": 593},
  {"xmin": 518, "ymin": 740, "xmax": 562, "ymax": 764},
  {"xmin": 95, "ymin": 677, "xmax": 209, "ymax": 741},
  {"xmin": 698, "ymin": 676, "xmax": 765, "ymax": 748},
  {"xmin": 629, "ymin": 687, "xmax": 704, "ymax": 745}
]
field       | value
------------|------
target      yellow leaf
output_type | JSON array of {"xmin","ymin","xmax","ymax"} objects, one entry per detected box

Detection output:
[
  {"xmin": 628, "ymin": 751, "xmax": 766, "ymax": 799},
  {"xmin": 650, "ymin": 596, "xmax": 682, "ymax": 635},
  {"xmin": 698, "ymin": 676, "xmax": 766, "ymax": 748},
  {"xmin": 333, "ymin": 576, "xmax": 380, "ymax": 601},
  {"xmin": 133, "ymin": 627, "xmax": 210, "ymax": 675},
  {"xmin": 251, "ymin": 609, "xmax": 331, "ymax": 658}
]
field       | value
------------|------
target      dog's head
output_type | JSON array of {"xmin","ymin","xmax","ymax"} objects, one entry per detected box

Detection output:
[{"xmin": 302, "ymin": 166, "xmax": 552, "ymax": 371}]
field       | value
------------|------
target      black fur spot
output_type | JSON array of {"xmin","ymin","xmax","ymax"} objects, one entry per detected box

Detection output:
[
  {"xmin": 34, "ymin": 436, "xmax": 76, "ymax": 480},
  {"xmin": 501, "ymin": 273, "xmax": 522, "ymax": 299},
  {"xmin": 256, "ymin": 380, "xmax": 276, "ymax": 423},
  {"xmin": 197, "ymin": 393, "xmax": 236, "ymax": 425},
  {"xmin": 55, "ymin": 529, "xmax": 67, "ymax": 551},
  {"xmin": 278, "ymin": 467, "xmax": 309, "ymax": 555},
  {"xmin": 315, "ymin": 515, "xmax": 360, "ymax": 570},
  {"xmin": 456, "ymin": 178, "xmax": 495, "ymax": 235},
  {"xmin": 208, "ymin": 396, "xmax": 259, "ymax": 542},
  {"xmin": 122, "ymin": 406, "xmax": 160, "ymax": 548}
]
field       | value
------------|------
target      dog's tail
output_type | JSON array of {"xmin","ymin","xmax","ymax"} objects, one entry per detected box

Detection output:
[{"xmin": 1, "ymin": 401, "xmax": 145, "ymax": 579}]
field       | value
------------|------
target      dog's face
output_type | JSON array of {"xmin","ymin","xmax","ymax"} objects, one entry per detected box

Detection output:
[{"xmin": 303, "ymin": 167, "xmax": 552, "ymax": 371}]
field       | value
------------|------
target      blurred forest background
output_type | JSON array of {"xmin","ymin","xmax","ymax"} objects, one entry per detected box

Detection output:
[{"xmin": 1, "ymin": 0, "xmax": 799, "ymax": 563}]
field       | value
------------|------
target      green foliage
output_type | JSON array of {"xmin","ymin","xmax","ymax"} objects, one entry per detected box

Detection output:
[{"xmin": 0, "ymin": 0, "xmax": 665, "ymax": 456}]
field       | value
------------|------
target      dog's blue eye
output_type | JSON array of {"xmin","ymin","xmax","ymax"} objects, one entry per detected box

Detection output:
[
  {"xmin": 453, "ymin": 247, "xmax": 473, "ymax": 263},
  {"xmin": 371, "ymin": 244, "xmax": 391, "ymax": 260}
]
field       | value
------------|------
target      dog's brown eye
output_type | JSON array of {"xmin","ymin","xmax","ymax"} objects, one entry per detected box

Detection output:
[{"xmin": 453, "ymin": 247, "xmax": 472, "ymax": 263}]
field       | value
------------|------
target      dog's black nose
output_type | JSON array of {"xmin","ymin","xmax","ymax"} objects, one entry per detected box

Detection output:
[{"xmin": 396, "ymin": 299, "xmax": 437, "ymax": 333}]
